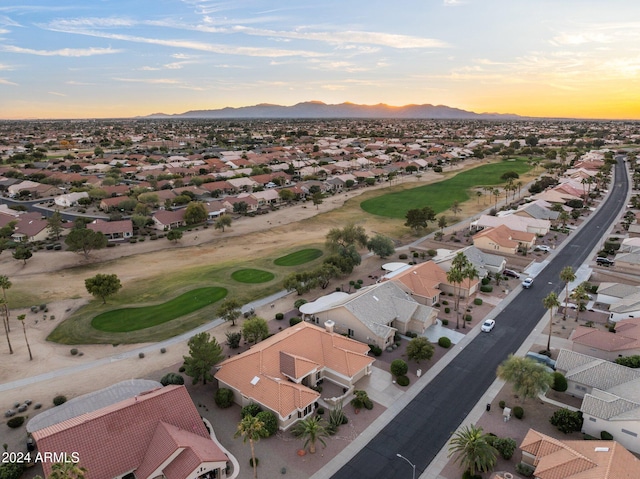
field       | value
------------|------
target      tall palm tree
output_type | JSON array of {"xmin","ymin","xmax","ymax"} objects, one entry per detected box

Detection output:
[
  {"xmin": 0, "ymin": 299, "xmax": 12, "ymax": 354},
  {"xmin": 447, "ymin": 253, "xmax": 467, "ymax": 329},
  {"xmin": 17, "ymin": 314, "xmax": 32, "ymax": 360},
  {"xmin": 462, "ymin": 263, "xmax": 479, "ymax": 330},
  {"xmin": 571, "ymin": 284, "xmax": 590, "ymax": 322},
  {"xmin": 560, "ymin": 266, "xmax": 576, "ymax": 320},
  {"xmin": 49, "ymin": 461, "xmax": 87, "ymax": 479},
  {"xmin": 292, "ymin": 416, "xmax": 329, "ymax": 454},
  {"xmin": 448, "ymin": 424, "xmax": 498, "ymax": 476},
  {"xmin": 543, "ymin": 292, "xmax": 560, "ymax": 353},
  {"xmin": 235, "ymin": 414, "xmax": 266, "ymax": 479},
  {"xmin": 0, "ymin": 275, "xmax": 12, "ymax": 332},
  {"xmin": 492, "ymin": 188, "xmax": 500, "ymax": 209}
]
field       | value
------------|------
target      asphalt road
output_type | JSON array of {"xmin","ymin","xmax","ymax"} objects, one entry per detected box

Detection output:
[{"xmin": 331, "ymin": 157, "xmax": 629, "ymax": 479}]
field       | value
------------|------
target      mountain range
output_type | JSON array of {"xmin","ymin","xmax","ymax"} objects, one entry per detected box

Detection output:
[{"xmin": 144, "ymin": 101, "xmax": 521, "ymax": 120}]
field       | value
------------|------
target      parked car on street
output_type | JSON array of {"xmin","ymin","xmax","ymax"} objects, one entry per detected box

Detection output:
[
  {"xmin": 481, "ymin": 319, "xmax": 495, "ymax": 332},
  {"xmin": 522, "ymin": 277, "xmax": 534, "ymax": 288}
]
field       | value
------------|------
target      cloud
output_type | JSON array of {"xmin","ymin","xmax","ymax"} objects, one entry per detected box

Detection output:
[
  {"xmin": 0, "ymin": 15, "xmax": 22, "ymax": 27},
  {"xmin": 321, "ymin": 84, "xmax": 347, "ymax": 91},
  {"xmin": 139, "ymin": 66, "xmax": 161, "ymax": 71},
  {"xmin": 113, "ymin": 77, "xmax": 182, "ymax": 84},
  {"xmin": 0, "ymin": 63, "xmax": 14, "ymax": 71},
  {"xmin": 0, "ymin": 77, "xmax": 17, "ymax": 85},
  {"xmin": 48, "ymin": 91, "xmax": 66, "ymax": 97},
  {"xmin": 1, "ymin": 45, "xmax": 122, "ymax": 57},
  {"xmin": 443, "ymin": 0, "xmax": 466, "ymax": 5},
  {"xmin": 66, "ymin": 80, "xmax": 95, "ymax": 85},
  {"xmin": 231, "ymin": 26, "xmax": 448, "ymax": 49}
]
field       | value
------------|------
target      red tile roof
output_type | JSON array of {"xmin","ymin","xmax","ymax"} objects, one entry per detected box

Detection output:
[{"xmin": 32, "ymin": 386, "xmax": 227, "ymax": 479}]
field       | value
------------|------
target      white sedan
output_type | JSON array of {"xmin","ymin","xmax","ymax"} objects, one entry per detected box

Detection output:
[
  {"xmin": 481, "ymin": 319, "xmax": 496, "ymax": 332},
  {"xmin": 534, "ymin": 245, "xmax": 551, "ymax": 252}
]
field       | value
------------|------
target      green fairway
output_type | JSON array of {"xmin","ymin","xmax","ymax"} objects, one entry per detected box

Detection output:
[
  {"xmin": 274, "ymin": 248, "xmax": 324, "ymax": 266},
  {"xmin": 91, "ymin": 287, "xmax": 227, "ymax": 332},
  {"xmin": 231, "ymin": 268, "xmax": 275, "ymax": 284},
  {"xmin": 361, "ymin": 159, "xmax": 532, "ymax": 218}
]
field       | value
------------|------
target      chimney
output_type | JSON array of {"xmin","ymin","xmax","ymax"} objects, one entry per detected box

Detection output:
[{"xmin": 324, "ymin": 320, "xmax": 335, "ymax": 334}]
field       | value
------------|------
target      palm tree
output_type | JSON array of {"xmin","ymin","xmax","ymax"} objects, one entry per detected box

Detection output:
[
  {"xmin": 543, "ymin": 292, "xmax": 560, "ymax": 353},
  {"xmin": 0, "ymin": 275, "xmax": 11, "ymax": 332},
  {"xmin": 234, "ymin": 414, "xmax": 266, "ymax": 479},
  {"xmin": 292, "ymin": 416, "xmax": 329, "ymax": 454},
  {"xmin": 571, "ymin": 284, "xmax": 590, "ymax": 322},
  {"xmin": 450, "ymin": 201, "xmax": 462, "ymax": 218},
  {"xmin": 447, "ymin": 253, "xmax": 467, "ymax": 329},
  {"xmin": 560, "ymin": 266, "xmax": 576, "ymax": 320},
  {"xmin": 462, "ymin": 263, "xmax": 479, "ymax": 330},
  {"xmin": 49, "ymin": 461, "xmax": 87, "ymax": 479},
  {"xmin": 448, "ymin": 424, "xmax": 498, "ymax": 476},
  {"xmin": 492, "ymin": 188, "xmax": 500, "ymax": 209},
  {"xmin": 0, "ymin": 299, "xmax": 12, "ymax": 354},
  {"xmin": 17, "ymin": 314, "xmax": 32, "ymax": 360}
]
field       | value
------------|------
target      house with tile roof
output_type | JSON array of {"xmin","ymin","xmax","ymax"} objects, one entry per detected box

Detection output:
[
  {"xmin": 152, "ymin": 209, "xmax": 186, "ymax": 231},
  {"xmin": 301, "ymin": 281, "xmax": 438, "ymax": 348},
  {"xmin": 32, "ymin": 385, "xmax": 229, "ymax": 479},
  {"xmin": 473, "ymin": 214, "xmax": 550, "ymax": 236},
  {"xmin": 596, "ymin": 283, "xmax": 640, "ymax": 323},
  {"xmin": 519, "ymin": 428, "xmax": 640, "ymax": 479},
  {"xmin": 555, "ymin": 349, "xmax": 640, "ymax": 453},
  {"xmin": 472, "ymin": 224, "xmax": 536, "ymax": 255},
  {"xmin": 87, "ymin": 219, "xmax": 133, "ymax": 241},
  {"xmin": 215, "ymin": 321, "xmax": 374, "ymax": 431},
  {"xmin": 434, "ymin": 245, "xmax": 506, "ymax": 277},
  {"xmin": 570, "ymin": 318, "xmax": 640, "ymax": 361}
]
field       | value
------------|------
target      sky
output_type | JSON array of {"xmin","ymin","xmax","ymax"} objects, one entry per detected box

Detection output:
[{"xmin": 1, "ymin": 0, "xmax": 640, "ymax": 120}]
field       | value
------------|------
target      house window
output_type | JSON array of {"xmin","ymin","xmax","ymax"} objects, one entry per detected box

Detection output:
[
  {"xmin": 622, "ymin": 428, "xmax": 638, "ymax": 437},
  {"xmin": 576, "ymin": 385, "xmax": 587, "ymax": 392},
  {"xmin": 589, "ymin": 417, "xmax": 596, "ymax": 422},
  {"xmin": 347, "ymin": 328, "xmax": 354, "ymax": 337}
]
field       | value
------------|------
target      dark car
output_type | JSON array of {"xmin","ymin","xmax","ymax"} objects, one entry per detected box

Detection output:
[
  {"xmin": 503, "ymin": 269, "xmax": 520, "ymax": 279},
  {"xmin": 596, "ymin": 257, "xmax": 615, "ymax": 266}
]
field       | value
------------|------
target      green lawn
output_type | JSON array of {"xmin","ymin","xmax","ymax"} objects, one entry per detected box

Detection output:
[
  {"xmin": 91, "ymin": 287, "xmax": 227, "ymax": 332},
  {"xmin": 231, "ymin": 268, "xmax": 275, "ymax": 284},
  {"xmin": 274, "ymin": 248, "xmax": 324, "ymax": 266},
  {"xmin": 361, "ymin": 158, "xmax": 532, "ymax": 218}
]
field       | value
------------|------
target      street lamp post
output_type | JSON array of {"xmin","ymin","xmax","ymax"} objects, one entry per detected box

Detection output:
[{"xmin": 396, "ymin": 453, "xmax": 416, "ymax": 479}]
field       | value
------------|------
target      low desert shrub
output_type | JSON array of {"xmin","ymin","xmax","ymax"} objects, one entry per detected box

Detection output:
[
  {"xmin": 275, "ymin": 312, "xmax": 284, "ymax": 320},
  {"xmin": 444, "ymin": 307, "xmax": 451, "ymax": 314},
  {"xmin": 241, "ymin": 403, "xmax": 262, "ymax": 418},
  {"xmin": 70, "ymin": 348, "xmax": 78, "ymax": 356},
  {"xmin": 473, "ymin": 298, "xmax": 483, "ymax": 306},
  {"xmin": 480, "ymin": 285, "xmax": 493, "ymax": 293},
  {"xmin": 160, "ymin": 372, "xmax": 184, "ymax": 386},
  {"xmin": 7, "ymin": 416, "xmax": 25, "ymax": 428},
  {"xmin": 515, "ymin": 462, "xmax": 535, "ymax": 477},
  {"xmin": 493, "ymin": 437, "xmax": 517, "ymax": 459},
  {"xmin": 289, "ymin": 316, "xmax": 302, "ymax": 326},
  {"xmin": 398, "ymin": 253, "xmax": 408, "ymax": 260},
  {"xmin": 552, "ymin": 372, "xmax": 568, "ymax": 392},
  {"xmin": 368, "ymin": 344, "xmax": 382, "ymax": 356},
  {"xmin": 438, "ymin": 337, "xmax": 451, "ymax": 348},
  {"xmin": 499, "ymin": 400, "xmax": 506, "ymax": 409},
  {"xmin": 601, "ymin": 430, "xmax": 613, "ymax": 440},
  {"xmin": 53, "ymin": 395, "xmax": 67, "ymax": 406},
  {"xmin": 396, "ymin": 375, "xmax": 410, "ymax": 386},
  {"xmin": 215, "ymin": 388, "xmax": 234, "ymax": 408},
  {"xmin": 441, "ymin": 319, "xmax": 449, "ymax": 326},
  {"xmin": 138, "ymin": 352, "xmax": 145, "ymax": 359},
  {"xmin": 513, "ymin": 406, "xmax": 524, "ymax": 419},
  {"xmin": 390, "ymin": 359, "xmax": 408, "ymax": 377}
]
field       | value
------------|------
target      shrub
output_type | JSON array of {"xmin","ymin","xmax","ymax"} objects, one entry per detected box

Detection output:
[
  {"xmin": 442, "ymin": 300, "xmax": 449, "ymax": 305},
  {"xmin": 226, "ymin": 331, "xmax": 242, "ymax": 349},
  {"xmin": 249, "ymin": 458, "xmax": 259, "ymax": 467},
  {"xmin": 427, "ymin": 249, "xmax": 437, "ymax": 256},
  {"xmin": 294, "ymin": 299, "xmax": 307, "ymax": 309},
  {"xmin": 7, "ymin": 416, "xmax": 25, "ymax": 428},
  {"xmin": 256, "ymin": 411, "xmax": 278, "ymax": 437},
  {"xmin": 552, "ymin": 372, "xmax": 568, "ymax": 392},
  {"xmin": 368, "ymin": 344, "xmax": 382, "ymax": 356},
  {"xmin": 516, "ymin": 462, "xmax": 535, "ymax": 477},
  {"xmin": 441, "ymin": 319, "xmax": 449, "ymax": 326},
  {"xmin": 550, "ymin": 408, "xmax": 583, "ymax": 434},
  {"xmin": 179, "ymin": 366, "xmax": 186, "ymax": 373},
  {"xmin": 473, "ymin": 298, "xmax": 483, "ymax": 306},
  {"xmin": 160, "ymin": 372, "xmax": 184, "ymax": 386},
  {"xmin": 396, "ymin": 375, "xmax": 410, "ymax": 386},
  {"xmin": 480, "ymin": 284, "xmax": 493, "ymax": 293},
  {"xmin": 138, "ymin": 352, "xmax": 145, "ymax": 359},
  {"xmin": 499, "ymin": 400, "xmax": 506, "ymax": 409},
  {"xmin": 438, "ymin": 337, "xmax": 451, "ymax": 348},
  {"xmin": 399, "ymin": 253, "xmax": 408, "ymax": 260},
  {"xmin": 462, "ymin": 471, "xmax": 482, "ymax": 479},
  {"xmin": 275, "ymin": 312, "xmax": 284, "ymax": 320},
  {"xmin": 160, "ymin": 347, "xmax": 167, "ymax": 354},
  {"xmin": 70, "ymin": 348, "xmax": 78, "ymax": 356},
  {"xmin": 481, "ymin": 277, "xmax": 490, "ymax": 285},
  {"xmin": 289, "ymin": 316, "xmax": 302, "ymax": 326},
  {"xmin": 464, "ymin": 314, "xmax": 472, "ymax": 322},
  {"xmin": 215, "ymin": 388, "xmax": 234, "ymax": 408},
  {"xmin": 390, "ymin": 359, "xmax": 408, "ymax": 377},
  {"xmin": 444, "ymin": 307, "xmax": 451, "ymax": 314},
  {"xmin": 53, "ymin": 395, "xmax": 67, "ymax": 406},
  {"xmin": 406, "ymin": 331, "xmax": 418, "ymax": 338},
  {"xmin": 601, "ymin": 430, "xmax": 613, "ymax": 440},
  {"xmin": 241, "ymin": 403, "xmax": 262, "ymax": 418},
  {"xmin": 494, "ymin": 437, "xmax": 517, "ymax": 459},
  {"xmin": 513, "ymin": 406, "xmax": 524, "ymax": 419}
]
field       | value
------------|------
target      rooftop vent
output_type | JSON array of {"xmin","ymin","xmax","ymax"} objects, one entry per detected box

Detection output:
[
  {"xmin": 594, "ymin": 447, "xmax": 610, "ymax": 452},
  {"xmin": 373, "ymin": 295, "xmax": 379, "ymax": 302}
]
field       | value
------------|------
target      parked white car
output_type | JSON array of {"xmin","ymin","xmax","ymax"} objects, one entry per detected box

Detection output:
[
  {"xmin": 534, "ymin": 245, "xmax": 551, "ymax": 252},
  {"xmin": 522, "ymin": 277, "xmax": 534, "ymax": 288}
]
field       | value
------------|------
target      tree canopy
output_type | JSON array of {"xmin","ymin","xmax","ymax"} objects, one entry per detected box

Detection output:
[
  {"xmin": 497, "ymin": 354, "xmax": 554, "ymax": 401},
  {"xmin": 448, "ymin": 424, "xmax": 498, "ymax": 476},
  {"xmin": 406, "ymin": 337, "xmax": 435, "ymax": 363},
  {"xmin": 217, "ymin": 298, "xmax": 241, "ymax": 326},
  {"xmin": 242, "ymin": 316, "xmax": 269, "ymax": 345},
  {"xmin": 325, "ymin": 223, "xmax": 368, "ymax": 254},
  {"xmin": 85, "ymin": 273, "xmax": 122, "ymax": 304},
  {"xmin": 65, "ymin": 228, "xmax": 108, "ymax": 259},
  {"xmin": 184, "ymin": 201, "xmax": 207, "ymax": 225},
  {"xmin": 366, "ymin": 234, "xmax": 395, "ymax": 258},
  {"xmin": 404, "ymin": 206, "xmax": 436, "ymax": 232},
  {"xmin": 182, "ymin": 332, "xmax": 224, "ymax": 385}
]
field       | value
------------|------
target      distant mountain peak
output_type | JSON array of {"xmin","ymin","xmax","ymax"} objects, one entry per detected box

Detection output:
[{"xmin": 143, "ymin": 102, "xmax": 521, "ymax": 120}]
